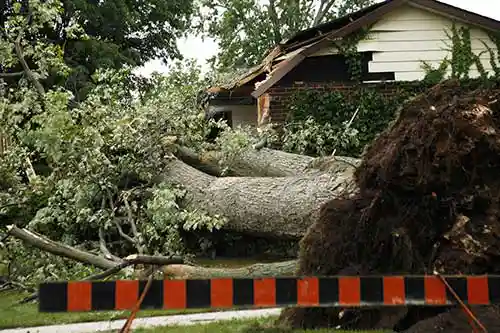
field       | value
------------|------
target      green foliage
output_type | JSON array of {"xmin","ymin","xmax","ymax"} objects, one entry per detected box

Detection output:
[
  {"xmin": 0, "ymin": 4, "xmax": 228, "ymax": 281},
  {"xmin": 283, "ymin": 88, "xmax": 415, "ymax": 157},
  {"xmin": 435, "ymin": 24, "xmax": 500, "ymax": 82},
  {"xmin": 5, "ymin": 239, "xmax": 102, "ymax": 288},
  {"xmin": 1, "ymin": 0, "xmax": 194, "ymax": 100},
  {"xmin": 195, "ymin": 0, "xmax": 374, "ymax": 70},
  {"xmin": 446, "ymin": 24, "xmax": 476, "ymax": 79},
  {"xmin": 146, "ymin": 183, "xmax": 226, "ymax": 256},
  {"xmin": 421, "ymin": 59, "xmax": 449, "ymax": 85},
  {"xmin": 336, "ymin": 29, "xmax": 370, "ymax": 82},
  {"xmin": 485, "ymin": 32, "xmax": 500, "ymax": 79}
]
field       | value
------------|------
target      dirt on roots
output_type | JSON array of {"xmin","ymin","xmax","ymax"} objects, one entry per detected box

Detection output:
[{"xmin": 278, "ymin": 80, "xmax": 500, "ymax": 332}]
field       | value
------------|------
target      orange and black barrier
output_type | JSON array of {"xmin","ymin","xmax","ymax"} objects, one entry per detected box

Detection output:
[{"xmin": 38, "ymin": 275, "xmax": 500, "ymax": 312}]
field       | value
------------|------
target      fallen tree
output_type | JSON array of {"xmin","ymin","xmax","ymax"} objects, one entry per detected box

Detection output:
[
  {"xmin": 158, "ymin": 157, "xmax": 357, "ymax": 239},
  {"xmin": 174, "ymin": 144, "xmax": 359, "ymax": 177}
]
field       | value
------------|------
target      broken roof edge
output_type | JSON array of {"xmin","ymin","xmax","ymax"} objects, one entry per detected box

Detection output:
[
  {"xmin": 251, "ymin": 0, "xmax": 500, "ymax": 98},
  {"xmin": 252, "ymin": 0, "xmax": 408, "ymax": 98},
  {"xmin": 206, "ymin": 45, "xmax": 284, "ymax": 94}
]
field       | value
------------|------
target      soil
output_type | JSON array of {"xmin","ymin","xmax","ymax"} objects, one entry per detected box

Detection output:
[
  {"xmin": 278, "ymin": 80, "xmax": 500, "ymax": 332},
  {"xmin": 402, "ymin": 306, "xmax": 500, "ymax": 333}
]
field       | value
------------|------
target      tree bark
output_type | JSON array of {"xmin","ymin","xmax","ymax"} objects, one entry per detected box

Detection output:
[
  {"xmin": 227, "ymin": 148, "xmax": 315, "ymax": 176},
  {"xmin": 163, "ymin": 260, "xmax": 298, "ymax": 279},
  {"xmin": 159, "ymin": 157, "xmax": 358, "ymax": 239},
  {"xmin": 176, "ymin": 146, "xmax": 316, "ymax": 177},
  {"xmin": 7, "ymin": 225, "xmax": 117, "ymax": 269},
  {"xmin": 175, "ymin": 145, "xmax": 360, "ymax": 178}
]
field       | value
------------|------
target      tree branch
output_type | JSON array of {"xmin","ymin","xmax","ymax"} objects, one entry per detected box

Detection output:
[
  {"xmin": 0, "ymin": 71, "xmax": 24, "ymax": 78},
  {"xmin": 122, "ymin": 195, "xmax": 144, "ymax": 255},
  {"xmin": 113, "ymin": 218, "xmax": 137, "ymax": 245},
  {"xmin": 267, "ymin": 0, "xmax": 283, "ymax": 44},
  {"xmin": 13, "ymin": 12, "xmax": 45, "ymax": 97},
  {"xmin": 106, "ymin": 192, "xmax": 140, "ymax": 253},
  {"xmin": 7, "ymin": 225, "xmax": 117, "ymax": 269},
  {"xmin": 163, "ymin": 259, "xmax": 298, "ymax": 279},
  {"xmin": 98, "ymin": 226, "xmax": 120, "ymax": 261},
  {"xmin": 313, "ymin": 0, "xmax": 337, "ymax": 26}
]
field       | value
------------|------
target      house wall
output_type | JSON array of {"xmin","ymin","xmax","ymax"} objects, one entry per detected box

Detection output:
[
  {"xmin": 311, "ymin": 4, "xmax": 498, "ymax": 81},
  {"xmin": 208, "ymin": 104, "xmax": 258, "ymax": 128},
  {"xmin": 266, "ymin": 82, "xmax": 412, "ymax": 124},
  {"xmin": 232, "ymin": 105, "xmax": 258, "ymax": 127}
]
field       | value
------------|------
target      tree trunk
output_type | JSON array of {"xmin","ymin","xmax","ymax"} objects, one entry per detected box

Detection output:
[
  {"xmin": 176, "ymin": 146, "xmax": 316, "ymax": 177},
  {"xmin": 224, "ymin": 148, "xmax": 314, "ymax": 176},
  {"xmin": 159, "ymin": 157, "xmax": 358, "ymax": 239},
  {"xmin": 175, "ymin": 145, "xmax": 360, "ymax": 177},
  {"xmin": 163, "ymin": 260, "xmax": 298, "ymax": 279}
]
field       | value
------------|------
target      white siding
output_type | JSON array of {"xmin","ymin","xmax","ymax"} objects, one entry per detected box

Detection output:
[{"xmin": 310, "ymin": 4, "xmax": 499, "ymax": 82}]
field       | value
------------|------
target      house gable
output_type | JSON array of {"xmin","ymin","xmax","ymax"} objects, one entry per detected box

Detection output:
[{"xmin": 307, "ymin": 4, "xmax": 499, "ymax": 82}]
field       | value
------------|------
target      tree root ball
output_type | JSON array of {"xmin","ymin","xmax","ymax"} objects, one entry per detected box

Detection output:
[{"xmin": 278, "ymin": 80, "xmax": 500, "ymax": 331}]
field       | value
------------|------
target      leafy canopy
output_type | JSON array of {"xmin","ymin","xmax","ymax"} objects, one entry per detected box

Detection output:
[{"xmin": 1, "ymin": 0, "xmax": 194, "ymax": 99}]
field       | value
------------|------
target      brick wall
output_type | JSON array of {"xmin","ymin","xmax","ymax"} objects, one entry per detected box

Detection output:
[{"xmin": 266, "ymin": 81, "xmax": 423, "ymax": 124}]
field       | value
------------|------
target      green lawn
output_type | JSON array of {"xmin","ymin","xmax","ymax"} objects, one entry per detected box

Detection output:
[
  {"xmin": 1, "ymin": 291, "xmax": 390, "ymax": 333},
  {"xmin": 129, "ymin": 317, "xmax": 389, "ymax": 333},
  {"xmin": 0, "ymin": 291, "xmax": 206, "ymax": 329},
  {"xmin": 0, "ymin": 258, "xmax": 272, "ymax": 329}
]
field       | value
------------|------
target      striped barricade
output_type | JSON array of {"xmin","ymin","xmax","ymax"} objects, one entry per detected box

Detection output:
[{"xmin": 38, "ymin": 275, "xmax": 499, "ymax": 312}]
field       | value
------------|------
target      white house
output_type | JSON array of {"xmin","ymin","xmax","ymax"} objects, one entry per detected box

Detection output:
[{"xmin": 206, "ymin": 0, "xmax": 500, "ymax": 127}]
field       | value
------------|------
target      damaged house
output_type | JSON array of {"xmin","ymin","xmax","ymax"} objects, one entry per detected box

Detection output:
[{"xmin": 206, "ymin": 0, "xmax": 500, "ymax": 128}]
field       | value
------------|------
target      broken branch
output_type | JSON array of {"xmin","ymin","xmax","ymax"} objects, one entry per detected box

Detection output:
[
  {"xmin": 0, "ymin": 71, "xmax": 24, "ymax": 78},
  {"xmin": 7, "ymin": 225, "xmax": 117, "ymax": 269},
  {"xmin": 123, "ymin": 195, "xmax": 144, "ymax": 254},
  {"xmin": 13, "ymin": 12, "xmax": 45, "ymax": 97}
]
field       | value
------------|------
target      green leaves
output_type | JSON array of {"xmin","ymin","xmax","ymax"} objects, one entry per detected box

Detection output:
[
  {"xmin": 283, "ymin": 88, "xmax": 412, "ymax": 157},
  {"xmin": 195, "ymin": 0, "xmax": 374, "ymax": 71},
  {"xmin": 146, "ymin": 183, "xmax": 226, "ymax": 255},
  {"xmin": 1, "ymin": 0, "xmax": 194, "ymax": 101},
  {"xmin": 0, "ymin": 52, "xmax": 230, "ymax": 263}
]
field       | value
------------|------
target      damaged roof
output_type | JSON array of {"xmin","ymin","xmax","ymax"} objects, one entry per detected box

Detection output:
[{"xmin": 209, "ymin": 0, "xmax": 500, "ymax": 98}]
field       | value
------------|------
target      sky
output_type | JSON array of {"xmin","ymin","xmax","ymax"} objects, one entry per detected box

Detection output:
[{"xmin": 136, "ymin": 0, "xmax": 500, "ymax": 77}]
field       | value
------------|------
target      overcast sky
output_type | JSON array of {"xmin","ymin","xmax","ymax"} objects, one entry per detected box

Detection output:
[{"xmin": 136, "ymin": 0, "xmax": 500, "ymax": 77}]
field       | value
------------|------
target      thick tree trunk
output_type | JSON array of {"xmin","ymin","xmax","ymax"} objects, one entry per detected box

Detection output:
[
  {"xmin": 159, "ymin": 157, "xmax": 358, "ymax": 239},
  {"xmin": 163, "ymin": 260, "xmax": 298, "ymax": 279},
  {"xmin": 225, "ymin": 148, "xmax": 314, "ymax": 176},
  {"xmin": 175, "ymin": 145, "xmax": 359, "ymax": 177}
]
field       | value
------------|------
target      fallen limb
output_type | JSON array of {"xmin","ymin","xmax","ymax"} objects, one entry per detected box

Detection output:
[
  {"xmin": 7, "ymin": 225, "xmax": 117, "ymax": 269},
  {"xmin": 163, "ymin": 260, "xmax": 298, "ymax": 279},
  {"xmin": 12, "ymin": 233, "xmax": 184, "ymax": 304}
]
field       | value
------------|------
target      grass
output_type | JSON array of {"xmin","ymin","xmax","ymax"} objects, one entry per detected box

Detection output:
[
  {"xmin": 0, "ymin": 257, "xmax": 265, "ymax": 329},
  {"xmin": 128, "ymin": 317, "xmax": 389, "ymax": 333},
  {"xmin": 0, "ymin": 290, "xmax": 206, "ymax": 329},
  {"xmin": 0, "ymin": 258, "xmax": 387, "ymax": 331}
]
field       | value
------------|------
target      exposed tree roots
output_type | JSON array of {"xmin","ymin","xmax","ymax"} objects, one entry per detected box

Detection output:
[{"xmin": 279, "ymin": 80, "xmax": 500, "ymax": 332}]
